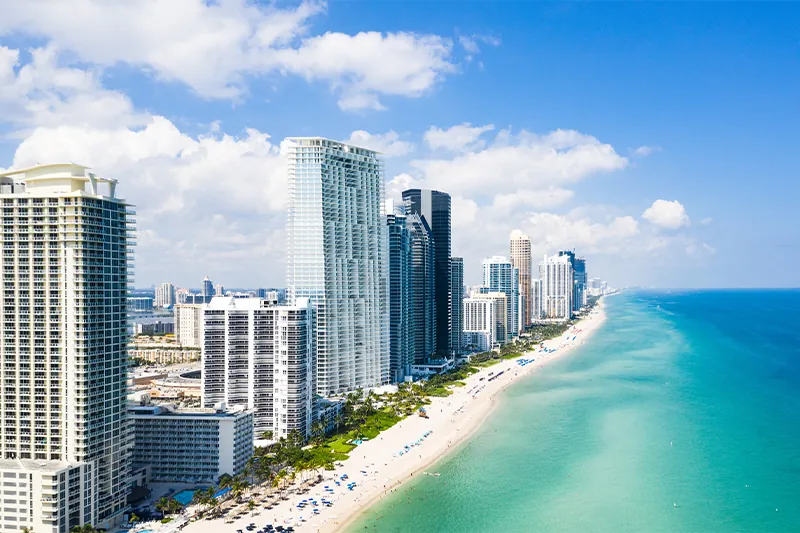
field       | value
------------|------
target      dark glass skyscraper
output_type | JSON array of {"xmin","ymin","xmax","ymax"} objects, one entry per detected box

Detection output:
[
  {"xmin": 408, "ymin": 213, "xmax": 436, "ymax": 364},
  {"xmin": 402, "ymin": 189, "xmax": 451, "ymax": 356},
  {"xmin": 450, "ymin": 257, "xmax": 464, "ymax": 354},
  {"xmin": 386, "ymin": 210, "xmax": 412, "ymax": 382},
  {"xmin": 558, "ymin": 250, "xmax": 587, "ymax": 312}
]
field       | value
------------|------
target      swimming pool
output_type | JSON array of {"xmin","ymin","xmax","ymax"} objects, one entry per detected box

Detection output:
[{"xmin": 173, "ymin": 489, "xmax": 198, "ymax": 506}]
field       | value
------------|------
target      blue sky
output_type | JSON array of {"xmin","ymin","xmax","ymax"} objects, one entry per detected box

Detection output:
[{"xmin": 0, "ymin": 1, "xmax": 798, "ymax": 289}]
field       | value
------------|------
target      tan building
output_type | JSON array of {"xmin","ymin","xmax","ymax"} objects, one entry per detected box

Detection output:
[
  {"xmin": 128, "ymin": 345, "xmax": 200, "ymax": 365},
  {"xmin": 510, "ymin": 230, "xmax": 532, "ymax": 328},
  {"xmin": 175, "ymin": 303, "xmax": 204, "ymax": 347}
]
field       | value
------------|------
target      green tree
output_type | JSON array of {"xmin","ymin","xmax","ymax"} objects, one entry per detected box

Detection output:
[
  {"xmin": 128, "ymin": 512, "xmax": 140, "ymax": 524},
  {"xmin": 247, "ymin": 499, "xmax": 256, "ymax": 516},
  {"xmin": 261, "ymin": 430, "xmax": 274, "ymax": 441}
]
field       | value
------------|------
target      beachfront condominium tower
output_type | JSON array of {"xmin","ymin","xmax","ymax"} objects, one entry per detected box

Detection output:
[
  {"xmin": 286, "ymin": 138, "xmax": 389, "ymax": 395},
  {"xmin": 464, "ymin": 292, "xmax": 507, "ymax": 347},
  {"xmin": 408, "ymin": 213, "xmax": 436, "ymax": 364},
  {"xmin": 154, "ymin": 281, "xmax": 175, "ymax": 308},
  {"xmin": 401, "ymin": 189, "xmax": 451, "ymax": 356},
  {"xmin": 574, "ymin": 257, "xmax": 587, "ymax": 310},
  {"xmin": 540, "ymin": 254, "xmax": 574, "ymax": 320},
  {"xmin": 449, "ymin": 257, "xmax": 464, "ymax": 355},
  {"xmin": 558, "ymin": 249, "xmax": 587, "ymax": 312},
  {"xmin": 201, "ymin": 297, "xmax": 312, "ymax": 439},
  {"xmin": 175, "ymin": 303, "xmax": 204, "ymax": 348},
  {"xmin": 386, "ymin": 203, "xmax": 413, "ymax": 382},
  {"xmin": 0, "ymin": 164, "xmax": 132, "ymax": 533},
  {"xmin": 509, "ymin": 231, "xmax": 532, "ymax": 328},
  {"xmin": 482, "ymin": 256, "xmax": 520, "ymax": 340}
]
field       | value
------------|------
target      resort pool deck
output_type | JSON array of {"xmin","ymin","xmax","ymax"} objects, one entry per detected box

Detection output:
[{"xmin": 173, "ymin": 489, "xmax": 201, "ymax": 506}]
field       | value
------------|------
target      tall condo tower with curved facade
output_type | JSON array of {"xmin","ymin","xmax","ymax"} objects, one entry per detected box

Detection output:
[{"xmin": 286, "ymin": 138, "xmax": 389, "ymax": 396}]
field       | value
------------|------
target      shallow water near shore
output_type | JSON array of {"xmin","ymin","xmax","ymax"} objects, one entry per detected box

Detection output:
[{"xmin": 347, "ymin": 290, "xmax": 800, "ymax": 533}]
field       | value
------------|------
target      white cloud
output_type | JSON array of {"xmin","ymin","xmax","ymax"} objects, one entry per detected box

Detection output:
[
  {"xmin": 0, "ymin": 0, "xmax": 459, "ymax": 110},
  {"xmin": 458, "ymin": 35, "xmax": 501, "ymax": 58},
  {"xmin": 412, "ymin": 127, "xmax": 628, "ymax": 198},
  {"xmin": 346, "ymin": 130, "xmax": 413, "ymax": 157},
  {"xmin": 491, "ymin": 188, "xmax": 574, "ymax": 212},
  {"xmin": 275, "ymin": 31, "xmax": 455, "ymax": 110},
  {"xmin": 423, "ymin": 122, "xmax": 495, "ymax": 152},
  {"xmin": 632, "ymin": 145, "xmax": 661, "ymax": 157},
  {"xmin": 0, "ymin": 45, "xmax": 144, "ymax": 133},
  {"xmin": 11, "ymin": 116, "xmax": 290, "ymax": 287},
  {"xmin": 642, "ymin": 199, "xmax": 690, "ymax": 229},
  {"xmin": 700, "ymin": 217, "xmax": 713, "ymax": 225}
]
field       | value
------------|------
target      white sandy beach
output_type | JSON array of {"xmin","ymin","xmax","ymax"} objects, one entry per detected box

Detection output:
[{"xmin": 174, "ymin": 299, "xmax": 607, "ymax": 533}]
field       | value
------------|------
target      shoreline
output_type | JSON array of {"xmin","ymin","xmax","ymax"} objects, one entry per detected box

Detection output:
[
  {"xmin": 180, "ymin": 299, "xmax": 607, "ymax": 533},
  {"xmin": 325, "ymin": 298, "xmax": 608, "ymax": 533}
]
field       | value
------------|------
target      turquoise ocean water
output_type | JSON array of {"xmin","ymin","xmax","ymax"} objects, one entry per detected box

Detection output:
[{"xmin": 348, "ymin": 291, "xmax": 800, "ymax": 533}]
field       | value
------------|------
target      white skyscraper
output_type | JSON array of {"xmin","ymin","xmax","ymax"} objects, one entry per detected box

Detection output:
[
  {"xmin": 463, "ymin": 292, "xmax": 507, "ymax": 348},
  {"xmin": 175, "ymin": 303, "xmax": 204, "ymax": 348},
  {"xmin": 0, "ymin": 164, "xmax": 132, "ymax": 532},
  {"xmin": 286, "ymin": 137, "xmax": 389, "ymax": 396},
  {"xmin": 154, "ymin": 281, "xmax": 175, "ymax": 308},
  {"xmin": 201, "ymin": 297, "xmax": 312, "ymax": 439},
  {"xmin": 539, "ymin": 254, "xmax": 574, "ymax": 320},
  {"xmin": 482, "ymin": 256, "xmax": 520, "ymax": 340}
]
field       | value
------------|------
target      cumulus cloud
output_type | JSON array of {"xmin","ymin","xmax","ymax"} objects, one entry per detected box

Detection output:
[
  {"xmin": 423, "ymin": 123, "xmax": 495, "ymax": 152},
  {"xmin": 632, "ymin": 145, "xmax": 661, "ymax": 157},
  {"xmin": 642, "ymin": 199, "xmax": 690, "ymax": 229},
  {"xmin": 0, "ymin": 0, "xmax": 459, "ymax": 110},
  {"xmin": 346, "ymin": 130, "xmax": 413, "ymax": 157},
  {"xmin": 0, "ymin": 45, "xmax": 145, "ymax": 133},
  {"xmin": 12, "ymin": 116, "xmax": 289, "ymax": 286},
  {"xmin": 412, "ymin": 127, "xmax": 628, "ymax": 198}
]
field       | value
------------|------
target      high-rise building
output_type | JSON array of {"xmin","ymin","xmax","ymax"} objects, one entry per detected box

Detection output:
[
  {"xmin": 0, "ymin": 164, "xmax": 132, "ymax": 532},
  {"xmin": 408, "ymin": 213, "xmax": 436, "ymax": 364},
  {"xmin": 202, "ymin": 276, "xmax": 214, "ymax": 303},
  {"xmin": 129, "ymin": 402, "xmax": 253, "ymax": 484},
  {"xmin": 402, "ymin": 189, "xmax": 451, "ymax": 356},
  {"xmin": 464, "ymin": 292, "xmax": 507, "ymax": 347},
  {"xmin": 154, "ymin": 281, "xmax": 175, "ymax": 308},
  {"xmin": 175, "ymin": 303, "xmax": 204, "ymax": 348},
  {"xmin": 574, "ymin": 257, "xmax": 587, "ymax": 310},
  {"xmin": 214, "ymin": 283, "xmax": 225, "ymax": 297},
  {"xmin": 540, "ymin": 254, "xmax": 573, "ymax": 320},
  {"xmin": 482, "ymin": 256, "xmax": 519, "ymax": 340},
  {"xmin": 509, "ymin": 232, "xmax": 532, "ymax": 328},
  {"xmin": 175, "ymin": 287, "xmax": 190, "ymax": 305},
  {"xmin": 201, "ymin": 297, "xmax": 312, "ymax": 439},
  {"xmin": 286, "ymin": 138, "xmax": 389, "ymax": 396},
  {"xmin": 558, "ymin": 249, "xmax": 587, "ymax": 312},
  {"xmin": 530, "ymin": 278, "xmax": 543, "ymax": 321},
  {"xmin": 386, "ymin": 206, "xmax": 412, "ymax": 382},
  {"xmin": 449, "ymin": 257, "xmax": 464, "ymax": 355}
]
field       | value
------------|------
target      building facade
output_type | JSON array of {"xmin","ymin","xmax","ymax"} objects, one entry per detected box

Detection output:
[
  {"xmin": 509, "ymin": 232, "xmax": 532, "ymax": 328},
  {"xmin": 127, "ymin": 296, "xmax": 153, "ymax": 313},
  {"xmin": 408, "ymin": 213, "xmax": 436, "ymax": 364},
  {"xmin": 401, "ymin": 189, "xmax": 451, "ymax": 356},
  {"xmin": 482, "ymin": 256, "xmax": 520, "ymax": 340},
  {"xmin": 129, "ymin": 403, "xmax": 253, "ymax": 483},
  {"xmin": 175, "ymin": 303, "xmax": 204, "ymax": 348},
  {"xmin": 154, "ymin": 282, "xmax": 175, "ymax": 308},
  {"xmin": 574, "ymin": 257, "xmax": 587, "ymax": 310},
  {"xmin": 386, "ymin": 207, "xmax": 412, "ymax": 382},
  {"xmin": 540, "ymin": 254, "xmax": 573, "ymax": 320},
  {"xmin": 449, "ymin": 257, "xmax": 464, "ymax": 355},
  {"xmin": 464, "ymin": 292, "xmax": 507, "ymax": 347},
  {"xmin": 202, "ymin": 276, "xmax": 214, "ymax": 303},
  {"xmin": 286, "ymin": 138, "xmax": 389, "ymax": 396},
  {"xmin": 462, "ymin": 297, "xmax": 495, "ymax": 351},
  {"xmin": 201, "ymin": 297, "xmax": 313, "ymax": 440},
  {"xmin": 0, "ymin": 164, "xmax": 132, "ymax": 533}
]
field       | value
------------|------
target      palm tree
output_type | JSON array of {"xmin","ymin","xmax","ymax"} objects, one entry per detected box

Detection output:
[
  {"xmin": 311, "ymin": 420, "xmax": 326, "ymax": 445},
  {"xmin": 155, "ymin": 497, "xmax": 170, "ymax": 515},
  {"xmin": 218, "ymin": 472, "xmax": 234, "ymax": 489},
  {"xmin": 245, "ymin": 456, "xmax": 257, "ymax": 484},
  {"xmin": 247, "ymin": 499, "xmax": 256, "ymax": 516},
  {"xmin": 261, "ymin": 430, "xmax": 273, "ymax": 441},
  {"xmin": 70, "ymin": 525, "xmax": 97, "ymax": 533},
  {"xmin": 128, "ymin": 512, "xmax": 140, "ymax": 524},
  {"xmin": 231, "ymin": 476, "xmax": 250, "ymax": 503}
]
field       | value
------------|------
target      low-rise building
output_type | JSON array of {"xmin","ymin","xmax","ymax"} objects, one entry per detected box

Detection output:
[{"xmin": 129, "ymin": 402, "xmax": 253, "ymax": 483}]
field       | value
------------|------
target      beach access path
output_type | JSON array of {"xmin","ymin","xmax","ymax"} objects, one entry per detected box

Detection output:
[{"xmin": 181, "ymin": 299, "xmax": 607, "ymax": 533}]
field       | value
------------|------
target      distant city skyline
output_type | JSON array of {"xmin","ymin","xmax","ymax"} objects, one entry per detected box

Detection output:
[{"xmin": 2, "ymin": 3, "xmax": 799, "ymax": 289}]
